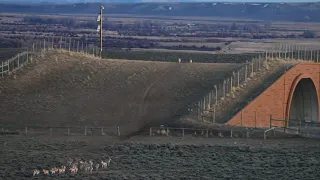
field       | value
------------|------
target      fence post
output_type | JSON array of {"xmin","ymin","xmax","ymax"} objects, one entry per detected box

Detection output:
[
  {"xmin": 304, "ymin": 46, "xmax": 307, "ymax": 61},
  {"xmin": 81, "ymin": 42, "xmax": 84, "ymax": 53},
  {"xmin": 230, "ymin": 130, "xmax": 233, "ymax": 138},
  {"xmin": 245, "ymin": 61, "xmax": 248, "ymax": 81},
  {"xmin": 17, "ymin": 53, "xmax": 20, "ymax": 68},
  {"xmin": 84, "ymin": 126, "xmax": 87, "ymax": 136},
  {"xmin": 43, "ymin": 39, "xmax": 46, "ymax": 53},
  {"xmin": 251, "ymin": 61, "xmax": 254, "ymax": 77},
  {"xmin": 230, "ymin": 76, "xmax": 233, "ymax": 93},
  {"xmin": 270, "ymin": 114, "xmax": 272, "ymax": 128},
  {"xmin": 149, "ymin": 127, "xmax": 152, "ymax": 136},
  {"xmin": 166, "ymin": 127, "xmax": 169, "ymax": 136},
  {"xmin": 182, "ymin": 128, "xmax": 184, "ymax": 137},
  {"xmin": 241, "ymin": 110, "xmax": 243, "ymax": 126},
  {"xmin": 60, "ymin": 37, "xmax": 62, "ymax": 49},
  {"xmin": 246, "ymin": 128, "xmax": 249, "ymax": 139},
  {"xmin": 117, "ymin": 126, "xmax": 120, "ymax": 136},
  {"xmin": 254, "ymin": 111, "xmax": 257, "ymax": 128},
  {"xmin": 206, "ymin": 129, "xmax": 208, "ymax": 138},
  {"xmin": 1, "ymin": 61, "xmax": 3, "ymax": 78},
  {"xmin": 67, "ymin": 128, "xmax": 70, "ymax": 135},
  {"xmin": 101, "ymin": 127, "xmax": 104, "ymax": 135},
  {"xmin": 25, "ymin": 126, "xmax": 28, "ymax": 135},
  {"xmin": 26, "ymin": 49, "xmax": 29, "ymax": 63},
  {"xmin": 50, "ymin": 128, "xmax": 52, "ymax": 136},
  {"xmin": 7, "ymin": 60, "xmax": 10, "ymax": 74},
  {"xmin": 223, "ymin": 79, "xmax": 226, "ymax": 98},
  {"xmin": 278, "ymin": 44, "xmax": 281, "ymax": 59}
]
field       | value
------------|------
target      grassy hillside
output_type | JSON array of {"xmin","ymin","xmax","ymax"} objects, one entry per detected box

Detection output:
[{"xmin": 0, "ymin": 50, "xmax": 238, "ymax": 136}]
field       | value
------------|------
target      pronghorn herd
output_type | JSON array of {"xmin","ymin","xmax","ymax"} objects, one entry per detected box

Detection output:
[{"xmin": 32, "ymin": 157, "xmax": 112, "ymax": 176}]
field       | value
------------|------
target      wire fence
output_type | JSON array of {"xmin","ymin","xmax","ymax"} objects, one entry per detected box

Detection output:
[
  {"xmin": 270, "ymin": 116, "xmax": 320, "ymax": 138},
  {"xmin": 0, "ymin": 36, "xmax": 101, "ymax": 79},
  {"xmin": 192, "ymin": 44, "xmax": 320, "ymax": 123},
  {"xmin": 0, "ymin": 124, "xmax": 121, "ymax": 137},
  {"xmin": 1, "ymin": 36, "xmax": 320, "ymax": 135},
  {"xmin": 148, "ymin": 126, "xmax": 277, "ymax": 139}
]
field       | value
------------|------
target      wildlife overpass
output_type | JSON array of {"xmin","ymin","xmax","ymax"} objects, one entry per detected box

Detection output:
[{"xmin": 226, "ymin": 62, "xmax": 320, "ymax": 128}]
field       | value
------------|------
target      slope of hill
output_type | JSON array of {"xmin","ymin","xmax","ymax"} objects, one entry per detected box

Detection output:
[
  {"xmin": 0, "ymin": 2, "xmax": 320, "ymax": 22},
  {"xmin": 0, "ymin": 50, "xmax": 238, "ymax": 136}
]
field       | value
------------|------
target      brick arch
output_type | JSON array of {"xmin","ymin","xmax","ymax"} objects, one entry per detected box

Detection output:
[
  {"xmin": 226, "ymin": 63, "xmax": 320, "ymax": 128},
  {"xmin": 285, "ymin": 73, "xmax": 320, "ymax": 124}
]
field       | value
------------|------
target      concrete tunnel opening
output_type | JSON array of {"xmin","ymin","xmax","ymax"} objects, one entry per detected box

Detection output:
[{"xmin": 289, "ymin": 78, "xmax": 319, "ymax": 124}]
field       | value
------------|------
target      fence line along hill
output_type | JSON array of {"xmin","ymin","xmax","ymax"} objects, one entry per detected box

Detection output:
[{"xmin": 0, "ymin": 50, "xmax": 238, "ymax": 136}]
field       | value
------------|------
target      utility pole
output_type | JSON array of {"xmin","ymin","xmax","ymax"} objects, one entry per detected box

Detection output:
[{"xmin": 97, "ymin": 5, "xmax": 104, "ymax": 58}]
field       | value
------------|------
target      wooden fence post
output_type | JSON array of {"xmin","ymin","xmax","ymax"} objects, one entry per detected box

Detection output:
[
  {"xmin": 67, "ymin": 128, "xmax": 70, "ymax": 135},
  {"xmin": 101, "ymin": 127, "xmax": 104, "ymax": 135},
  {"xmin": 1, "ymin": 61, "xmax": 3, "ymax": 78},
  {"xmin": 149, "ymin": 127, "xmax": 152, "ymax": 136},
  {"xmin": 84, "ymin": 126, "xmax": 87, "ymax": 136},
  {"xmin": 17, "ymin": 53, "xmax": 20, "ymax": 68},
  {"xmin": 246, "ymin": 129, "xmax": 249, "ymax": 139},
  {"xmin": 230, "ymin": 130, "xmax": 233, "ymax": 138},
  {"xmin": 270, "ymin": 114, "xmax": 272, "ymax": 128},
  {"xmin": 245, "ymin": 61, "xmax": 248, "ymax": 81},
  {"xmin": 241, "ymin": 110, "xmax": 243, "ymax": 126},
  {"xmin": 166, "ymin": 127, "xmax": 169, "ymax": 136},
  {"xmin": 117, "ymin": 126, "xmax": 120, "ymax": 136},
  {"xmin": 182, "ymin": 128, "xmax": 184, "ymax": 137},
  {"xmin": 25, "ymin": 127, "xmax": 28, "ymax": 135},
  {"xmin": 254, "ymin": 111, "xmax": 257, "ymax": 128},
  {"xmin": 251, "ymin": 61, "xmax": 254, "ymax": 77},
  {"xmin": 206, "ymin": 129, "xmax": 208, "ymax": 138}
]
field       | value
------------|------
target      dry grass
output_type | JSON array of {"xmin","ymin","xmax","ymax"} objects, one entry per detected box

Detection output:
[
  {"xmin": 158, "ymin": 42, "xmax": 226, "ymax": 48},
  {"xmin": 0, "ymin": 50, "xmax": 238, "ymax": 136}
]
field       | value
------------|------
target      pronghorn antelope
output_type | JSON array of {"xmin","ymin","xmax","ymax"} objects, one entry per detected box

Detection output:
[
  {"xmin": 58, "ymin": 166, "xmax": 66, "ymax": 174},
  {"xmin": 94, "ymin": 163, "xmax": 100, "ymax": 171},
  {"xmin": 69, "ymin": 166, "xmax": 78, "ymax": 174},
  {"xmin": 50, "ymin": 167, "xmax": 59, "ymax": 174},
  {"xmin": 43, "ymin": 169, "xmax": 49, "ymax": 175},
  {"xmin": 107, "ymin": 157, "xmax": 111, "ymax": 166},
  {"xmin": 101, "ymin": 160, "xmax": 108, "ymax": 169},
  {"xmin": 33, "ymin": 169, "xmax": 40, "ymax": 176},
  {"xmin": 67, "ymin": 158, "xmax": 73, "ymax": 167},
  {"xmin": 79, "ymin": 161, "xmax": 86, "ymax": 171}
]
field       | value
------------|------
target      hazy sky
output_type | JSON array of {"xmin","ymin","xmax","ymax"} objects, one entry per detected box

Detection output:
[
  {"xmin": 8, "ymin": 0, "xmax": 320, "ymax": 1},
  {"xmin": 2, "ymin": 0, "xmax": 320, "ymax": 2}
]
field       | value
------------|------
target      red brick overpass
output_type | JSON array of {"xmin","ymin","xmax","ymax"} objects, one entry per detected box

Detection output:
[{"xmin": 227, "ymin": 62, "xmax": 320, "ymax": 128}]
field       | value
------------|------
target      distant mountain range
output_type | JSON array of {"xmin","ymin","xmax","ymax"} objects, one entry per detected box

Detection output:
[
  {"xmin": 1, "ymin": 2, "xmax": 320, "ymax": 22},
  {"xmin": 0, "ymin": 0, "xmax": 318, "ymax": 4}
]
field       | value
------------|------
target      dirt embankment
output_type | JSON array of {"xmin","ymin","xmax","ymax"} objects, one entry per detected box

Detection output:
[{"xmin": 0, "ymin": 50, "xmax": 238, "ymax": 136}]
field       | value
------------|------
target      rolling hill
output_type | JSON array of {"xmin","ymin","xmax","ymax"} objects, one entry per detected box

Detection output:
[{"xmin": 0, "ymin": 50, "xmax": 238, "ymax": 136}]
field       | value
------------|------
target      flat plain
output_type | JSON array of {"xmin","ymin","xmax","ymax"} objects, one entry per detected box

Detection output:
[{"xmin": 1, "ymin": 135, "xmax": 320, "ymax": 180}]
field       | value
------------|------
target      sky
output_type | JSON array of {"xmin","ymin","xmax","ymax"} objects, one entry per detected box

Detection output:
[{"xmin": 1, "ymin": 0, "xmax": 319, "ymax": 3}]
